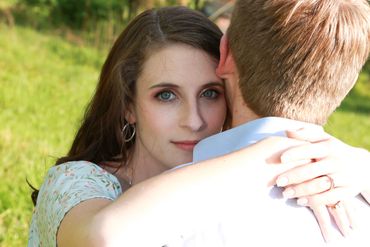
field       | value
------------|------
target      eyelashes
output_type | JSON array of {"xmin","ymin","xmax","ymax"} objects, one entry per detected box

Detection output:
[
  {"xmin": 201, "ymin": 89, "xmax": 220, "ymax": 99},
  {"xmin": 155, "ymin": 91, "xmax": 176, "ymax": 102},
  {"xmin": 154, "ymin": 88, "xmax": 221, "ymax": 102}
]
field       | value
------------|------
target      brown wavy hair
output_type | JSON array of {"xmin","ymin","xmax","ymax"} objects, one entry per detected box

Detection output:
[{"xmin": 31, "ymin": 6, "xmax": 223, "ymax": 205}]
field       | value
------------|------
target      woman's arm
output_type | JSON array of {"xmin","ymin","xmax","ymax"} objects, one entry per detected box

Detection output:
[{"xmin": 57, "ymin": 137, "xmax": 307, "ymax": 247}]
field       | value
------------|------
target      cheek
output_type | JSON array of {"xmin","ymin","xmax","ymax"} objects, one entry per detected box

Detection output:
[
  {"xmin": 136, "ymin": 104, "xmax": 176, "ymax": 136},
  {"xmin": 203, "ymin": 100, "xmax": 227, "ymax": 132}
]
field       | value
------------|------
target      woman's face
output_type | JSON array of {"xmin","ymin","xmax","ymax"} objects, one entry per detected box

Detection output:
[{"xmin": 128, "ymin": 43, "xmax": 227, "ymax": 171}]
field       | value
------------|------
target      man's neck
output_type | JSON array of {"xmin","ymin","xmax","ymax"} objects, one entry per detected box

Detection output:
[
  {"xmin": 231, "ymin": 106, "xmax": 259, "ymax": 127},
  {"xmin": 228, "ymin": 79, "xmax": 259, "ymax": 127}
]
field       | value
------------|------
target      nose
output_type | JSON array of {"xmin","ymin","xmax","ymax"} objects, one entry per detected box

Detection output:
[{"xmin": 180, "ymin": 100, "xmax": 206, "ymax": 132}]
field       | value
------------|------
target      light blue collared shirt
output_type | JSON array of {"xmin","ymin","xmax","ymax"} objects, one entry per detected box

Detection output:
[{"xmin": 194, "ymin": 117, "xmax": 322, "ymax": 162}]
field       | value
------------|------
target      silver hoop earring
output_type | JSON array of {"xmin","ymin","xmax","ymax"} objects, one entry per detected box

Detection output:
[{"xmin": 122, "ymin": 123, "xmax": 136, "ymax": 142}]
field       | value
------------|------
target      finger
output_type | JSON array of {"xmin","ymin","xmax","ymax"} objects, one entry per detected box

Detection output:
[
  {"xmin": 283, "ymin": 173, "xmax": 353, "ymax": 199},
  {"xmin": 328, "ymin": 202, "xmax": 352, "ymax": 237},
  {"xmin": 341, "ymin": 200, "xmax": 358, "ymax": 230},
  {"xmin": 280, "ymin": 141, "xmax": 331, "ymax": 163},
  {"xmin": 277, "ymin": 158, "xmax": 336, "ymax": 187},
  {"xmin": 310, "ymin": 205, "xmax": 337, "ymax": 242},
  {"xmin": 282, "ymin": 175, "xmax": 334, "ymax": 198},
  {"xmin": 286, "ymin": 128, "xmax": 331, "ymax": 143},
  {"xmin": 297, "ymin": 187, "xmax": 358, "ymax": 207}
]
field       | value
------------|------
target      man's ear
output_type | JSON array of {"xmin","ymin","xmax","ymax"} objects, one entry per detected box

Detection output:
[{"xmin": 216, "ymin": 35, "xmax": 237, "ymax": 78}]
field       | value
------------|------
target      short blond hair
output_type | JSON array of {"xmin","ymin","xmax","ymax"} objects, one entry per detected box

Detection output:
[{"xmin": 228, "ymin": 0, "xmax": 370, "ymax": 125}]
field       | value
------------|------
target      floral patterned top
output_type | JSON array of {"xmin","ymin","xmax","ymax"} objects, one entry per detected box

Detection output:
[{"xmin": 28, "ymin": 161, "xmax": 122, "ymax": 246}]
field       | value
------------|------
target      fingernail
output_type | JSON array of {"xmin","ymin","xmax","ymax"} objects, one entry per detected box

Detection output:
[
  {"xmin": 276, "ymin": 176, "xmax": 289, "ymax": 187},
  {"xmin": 320, "ymin": 179, "xmax": 331, "ymax": 189},
  {"xmin": 343, "ymin": 228, "xmax": 353, "ymax": 238},
  {"xmin": 283, "ymin": 188, "xmax": 295, "ymax": 198},
  {"xmin": 297, "ymin": 198, "xmax": 308, "ymax": 206},
  {"xmin": 324, "ymin": 235, "xmax": 332, "ymax": 243}
]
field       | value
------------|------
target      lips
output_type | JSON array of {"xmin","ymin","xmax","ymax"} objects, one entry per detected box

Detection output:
[{"xmin": 171, "ymin": 140, "xmax": 199, "ymax": 151}]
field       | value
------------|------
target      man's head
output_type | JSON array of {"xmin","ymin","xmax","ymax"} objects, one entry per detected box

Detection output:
[{"xmin": 219, "ymin": 0, "xmax": 370, "ymax": 125}]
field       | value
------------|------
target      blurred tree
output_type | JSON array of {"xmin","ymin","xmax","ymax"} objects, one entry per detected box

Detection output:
[
  {"xmin": 17, "ymin": 0, "xmax": 205, "ymax": 29},
  {"xmin": 18, "ymin": 0, "xmax": 127, "ymax": 29},
  {"xmin": 14, "ymin": 0, "xmax": 210, "ymax": 47}
]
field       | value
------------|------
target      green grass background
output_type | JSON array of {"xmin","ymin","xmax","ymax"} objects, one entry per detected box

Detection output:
[{"xmin": 0, "ymin": 23, "xmax": 369, "ymax": 246}]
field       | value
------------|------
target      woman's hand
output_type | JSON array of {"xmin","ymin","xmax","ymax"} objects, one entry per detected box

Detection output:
[
  {"xmin": 279, "ymin": 128, "xmax": 370, "ymax": 205},
  {"xmin": 277, "ymin": 128, "xmax": 370, "ymax": 242}
]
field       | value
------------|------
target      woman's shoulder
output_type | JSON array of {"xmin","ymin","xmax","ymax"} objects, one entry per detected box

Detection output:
[
  {"xmin": 48, "ymin": 160, "xmax": 112, "ymax": 176},
  {"xmin": 28, "ymin": 161, "xmax": 123, "ymax": 246},
  {"xmin": 41, "ymin": 160, "xmax": 122, "ymax": 196}
]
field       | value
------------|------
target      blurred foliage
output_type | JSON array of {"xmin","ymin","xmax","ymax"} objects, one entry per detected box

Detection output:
[
  {"xmin": 18, "ymin": 0, "xmax": 126, "ymax": 29},
  {"xmin": 1, "ymin": 0, "xmax": 210, "ymax": 49},
  {"xmin": 14, "ymin": 0, "xmax": 205, "ymax": 29}
]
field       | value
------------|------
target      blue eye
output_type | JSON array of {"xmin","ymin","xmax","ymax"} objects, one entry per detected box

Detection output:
[
  {"xmin": 156, "ymin": 91, "xmax": 176, "ymax": 101},
  {"xmin": 201, "ymin": 89, "xmax": 219, "ymax": 99}
]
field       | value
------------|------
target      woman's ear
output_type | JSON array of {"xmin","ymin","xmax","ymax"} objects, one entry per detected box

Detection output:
[
  {"xmin": 216, "ymin": 35, "xmax": 237, "ymax": 78},
  {"xmin": 125, "ymin": 105, "xmax": 136, "ymax": 124}
]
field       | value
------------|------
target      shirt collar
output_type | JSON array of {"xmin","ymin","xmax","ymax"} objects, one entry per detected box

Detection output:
[{"xmin": 193, "ymin": 117, "xmax": 322, "ymax": 162}]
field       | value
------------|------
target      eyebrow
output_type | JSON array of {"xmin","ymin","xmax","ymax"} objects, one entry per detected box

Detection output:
[
  {"xmin": 149, "ymin": 81, "xmax": 224, "ymax": 90},
  {"xmin": 149, "ymin": 83, "xmax": 179, "ymax": 89}
]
